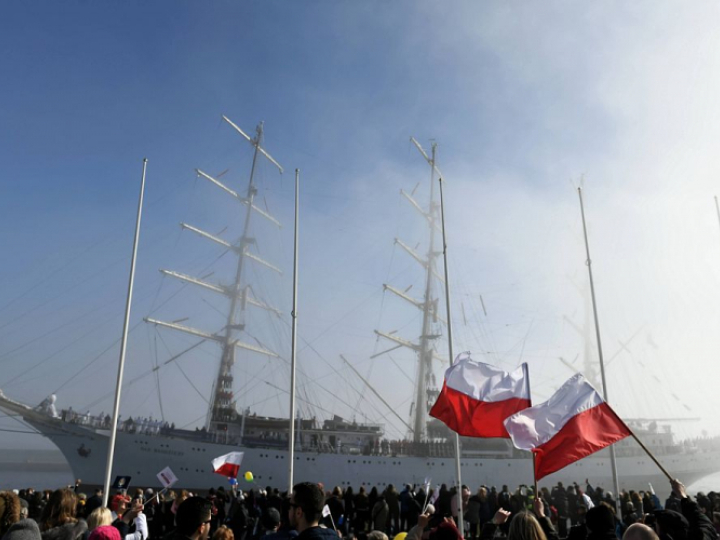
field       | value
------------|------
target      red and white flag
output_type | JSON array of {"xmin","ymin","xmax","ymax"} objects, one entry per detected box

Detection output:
[
  {"xmin": 503, "ymin": 374, "xmax": 631, "ymax": 480},
  {"xmin": 429, "ymin": 352, "xmax": 531, "ymax": 438},
  {"xmin": 211, "ymin": 451, "xmax": 244, "ymax": 478}
]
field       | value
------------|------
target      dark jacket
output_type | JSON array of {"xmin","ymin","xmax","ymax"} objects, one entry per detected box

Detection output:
[
  {"xmin": 681, "ymin": 497, "xmax": 719, "ymax": 540},
  {"xmin": 295, "ymin": 526, "xmax": 338, "ymax": 540}
]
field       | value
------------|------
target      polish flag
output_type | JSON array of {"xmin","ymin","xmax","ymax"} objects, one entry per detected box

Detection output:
[
  {"xmin": 211, "ymin": 451, "xmax": 244, "ymax": 478},
  {"xmin": 429, "ymin": 352, "xmax": 531, "ymax": 438},
  {"xmin": 503, "ymin": 374, "xmax": 631, "ymax": 480}
]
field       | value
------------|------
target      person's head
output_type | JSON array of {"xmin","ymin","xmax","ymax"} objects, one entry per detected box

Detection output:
[
  {"xmin": 261, "ymin": 508, "xmax": 281, "ymax": 532},
  {"xmin": 18, "ymin": 499, "xmax": 29, "ymax": 521},
  {"xmin": 110, "ymin": 494, "xmax": 131, "ymax": 516},
  {"xmin": 176, "ymin": 497, "xmax": 213, "ymax": 540},
  {"xmin": 289, "ymin": 482, "xmax": 324, "ymax": 532},
  {"xmin": 654, "ymin": 510, "xmax": 689, "ymax": 540},
  {"xmin": 87, "ymin": 507, "xmax": 113, "ymax": 532},
  {"xmin": 332, "ymin": 487, "xmax": 342, "ymax": 498},
  {"xmin": 429, "ymin": 521, "xmax": 462, "ymax": 540},
  {"xmin": 508, "ymin": 512, "xmax": 547, "ymax": 540},
  {"xmin": 88, "ymin": 525, "xmax": 121, "ymax": 540},
  {"xmin": 40, "ymin": 489, "xmax": 78, "ymax": 531},
  {"xmin": 367, "ymin": 532, "xmax": 388, "ymax": 540},
  {"xmin": 586, "ymin": 503, "xmax": 616, "ymax": 534},
  {"xmin": 0, "ymin": 491, "xmax": 22, "ymax": 537},
  {"xmin": 623, "ymin": 523, "xmax": 660, "ymax": 540},
  {"xmin": 212, "ymin": 525, "xmax": 234, "ymax": 540}
]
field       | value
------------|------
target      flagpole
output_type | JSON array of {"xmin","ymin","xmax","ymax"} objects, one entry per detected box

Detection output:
[
  {"xmin": 287, "ymin": 169, "xmax": 299, "ymax": 494},
  {"xmin": 102, "ymin": 158, "xmax": 148, "ymax": 507},
  {"xmin": 577, "ymin": 187, "xmax": 622, "ymax": 515},
  {"xmin": 438, "ymin": 174, "xmax": 464, "ymax": 534},
  {"xmin": 523, "ymin": 363, "xmax": 538, "ymax": 497}
]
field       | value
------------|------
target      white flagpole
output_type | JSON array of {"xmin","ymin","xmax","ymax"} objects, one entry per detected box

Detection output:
[
  {"xmin": 102, "ymin": 158, "xmax": 148, "ymax": 507},
  {"xmin": 577, "ymin": 187, "xmax": 621, "ymax": 515},
  {"xmin": 288, "ymin": 169, "xmax": 300, "ymax": 493},
  {"xmin": 438, "ymin": 173, "xmax": 464, "ymax": 534}
]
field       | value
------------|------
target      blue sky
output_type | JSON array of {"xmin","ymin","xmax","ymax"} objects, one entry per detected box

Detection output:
[{"xmin": 2, "ymin": 1, "xmax": 720, "ymax": 451}]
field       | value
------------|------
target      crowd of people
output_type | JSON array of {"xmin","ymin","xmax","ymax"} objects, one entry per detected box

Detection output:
[{"xmin": 0, "ymin": 479, "xmax": 717, "ymax": 540}]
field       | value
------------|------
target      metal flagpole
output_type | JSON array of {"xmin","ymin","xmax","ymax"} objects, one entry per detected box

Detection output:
[
  {"xmin": 523, "ymin": 363, "xmax": 539, "ymax": 496},
  {"xmin": 715, "ymin": 196, "xmax": 720, "ymax": 239},
  {"xmin": 288, "ymin": 169, "xmax": 300, "ymax": 493},
  {"xmin": 577, "ymin": 187, "xmax": 622, "ymax": 515},
  {"xmin": 438, "ymin": 174, "xmax": 464, "ymax": 534},
  {"xmin": 102, "ymin": 158, "xmax": 148, "ymax": 507}
]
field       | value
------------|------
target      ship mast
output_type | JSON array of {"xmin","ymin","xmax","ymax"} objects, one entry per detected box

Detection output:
[
  {"xmin": 145, "ymin": 116, "xmax": 283, "ymax": 431},
  {"xmin": 375, "ymin": 138, "xmax": 446, "ymax": 443}
]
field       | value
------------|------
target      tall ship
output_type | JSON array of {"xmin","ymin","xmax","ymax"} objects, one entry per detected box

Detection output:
[{"xmin": 1, "ymin": 118, "xmax": 718, "ymax": 497}]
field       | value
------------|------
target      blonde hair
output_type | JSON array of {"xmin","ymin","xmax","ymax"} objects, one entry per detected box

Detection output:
[
  {"xmin": 87, "ymin": 507, "xmax": 113, "ymax": 532},
  {"xmin": 212, "ymin": 525, "xmax": 234, "ymax": 540},
  {"xmin": 508, "ymin": 512, "xmax": 548, "ymax": 540}
]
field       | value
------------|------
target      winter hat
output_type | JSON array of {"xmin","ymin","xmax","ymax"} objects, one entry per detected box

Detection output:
[
  {"xmin": 262, "ymin": 508, "xmax": 281, "ymax": 530},
  {"xmin": 654, "ymin": 510, "xmax": 689, "ymax": 540},
  {"xmin": 89, "ymin": 525, "xmax": 122, "ymax": 540}
]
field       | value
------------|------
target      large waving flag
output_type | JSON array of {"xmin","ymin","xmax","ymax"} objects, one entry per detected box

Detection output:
[
  {"xmin": 429, "ymin": 352, "xmax": 531, "ymax": 438},
  {"xmin": 211, "ymin": 451, "xmax": 244, "ymax": 478},
  {"xmin": 504, "ymin": 374, "xmax": 631, "ymax": 480}
]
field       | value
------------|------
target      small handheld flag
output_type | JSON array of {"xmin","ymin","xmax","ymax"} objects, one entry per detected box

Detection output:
[{"xmin": 211, "ymin": 451, "xmax": 244, "ymax": 478}]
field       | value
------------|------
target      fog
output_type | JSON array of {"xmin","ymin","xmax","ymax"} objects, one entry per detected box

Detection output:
[{"xmin": 1, "ymin": 1, "xmax": 720, "ymax": 452}]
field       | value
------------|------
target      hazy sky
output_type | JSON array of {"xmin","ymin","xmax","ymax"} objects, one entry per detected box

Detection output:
[{"xmin": 2, "ymin": 1, "xmax": 720, "ymax": 451}]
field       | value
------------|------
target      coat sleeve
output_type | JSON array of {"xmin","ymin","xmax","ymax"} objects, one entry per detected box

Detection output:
[
  {"xmin": 680, "ymin": 497, "xmax": 719, "ymax": 540},
  {"xmin": 538, "ymin": 516, "xmax": 559, "ymax": 540}
]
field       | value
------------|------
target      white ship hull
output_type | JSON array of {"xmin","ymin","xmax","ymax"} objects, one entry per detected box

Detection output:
[{"xmin": 3, "ymin": 396, "xmax": 716, "ymax": 500}]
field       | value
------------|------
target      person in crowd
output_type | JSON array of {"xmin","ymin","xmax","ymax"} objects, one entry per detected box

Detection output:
[
  {"xmin": 287, "ymin": 483, "xmax": 337, "ymax": 540},
  {"xmin": 343, "ymin": 488, "xmax": 354, "ymax": 533},
  {"xmin": 483, "ymin": 498, "xmax": 558, "ymax": 540},
  {"xmin": 256, "ymin": 508, "xmax": 280, "ymax": 538},
  {"xmin": 86, "ymin": 508, "xmax": 113, "ymax": 535},
  {"xmin": 466, "ymin": 489, "xmax": 482, "ymax": 540},
  {"xmin": 654, "ymin": 479, "xmax": 718, "ymax": 540},
  {"xmin": 551, "ymin": 483, "xmax": 570, "ymax": 538},
  {"xmin": 365, "ymin": 532, "xmax": 387, "ymax": 540},
  {"xmin": 88, "ymin": 527, "xmax": 120, "ymax": 540},
  {"xmin": 399, "ymin": 486, "xmax": 412, "ymax": 532},
  {"xmin": 3, "ymin": 491, "xmax": 41, "ymax": 540},
  {"xmin": 384, "ymin": 486, "xmax": 399, "ymax": 535},
  {"xmin": 263, "ymin": 497, "xmax": 296, "ymax": 540},
  {"xmin": 354, "ymin": 489, "xmax": 369, "ymax": 533},
  {"xmin": 323, "ymin": 489, "xmax": 343, "ymax": 534},
  {"xmin": 623, "ymin": 523, "xmax": 659, "ymax": 540},
  {"xmin": 211, "ymin": 526, "xmax": 233, "ymax": 540},
  {"xmin": 226, "ymin": 492, "xmax": 250, "ymax": 540},
  {"xmin": 85, "ymin": 493, "xmax": 104, "ymax": 521},
  {"xmin": 39, "ymin": 489, "xmax": 87, "ymax": 540},
  {"xmin": 1, "ymin": 491, "xmax": 22, "ymax": 539},
  {"xmin": 164, "ymin": 497, "xmax": 213, "ymax": 540},
  {"xmin": 370, "ymin": 494, "xmax": 388, "ymax": 533}
]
